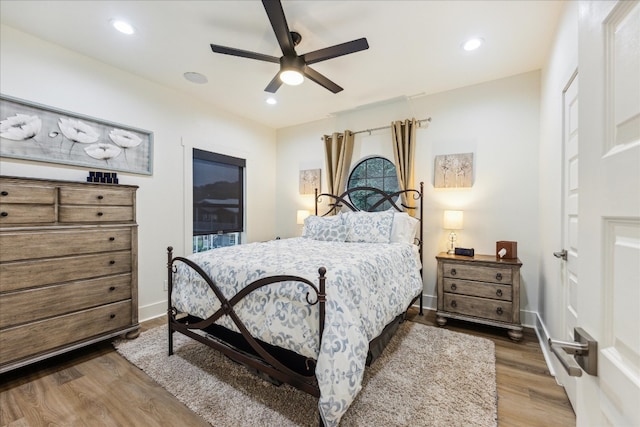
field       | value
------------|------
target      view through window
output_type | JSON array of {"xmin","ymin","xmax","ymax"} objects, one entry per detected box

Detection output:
[
  {"xmin": 193, "ymin": 148, "xmax": 245, "ymax": 252},
  {"xmin": 347, "ymin": 156, "xmax": 398, "ymax": 211}
]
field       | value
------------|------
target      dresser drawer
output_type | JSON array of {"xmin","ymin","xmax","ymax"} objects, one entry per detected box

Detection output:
[
  {"xmin": 0, "ymin": 182, "xmax": 56, "ymax": 204},
  {"xmin": 442, "ymin": 262, "xmax": 513, "ymax": 284},
  {"xmin": 59, "ymin": 187, "xmax": 134, "ymax": 206},
  {"xmin": 443, "ymin": 293, "xmax": 513, "ymax": 322},
  {"xmin": 0, "ymin": 300, "xmax": 132, "ymax": 366},
  {"xmin": 443, "ymin": 278, "xmax": 512, "ymax": 301},
  {"xmin": 0, "ymin": 251, "xmax": 132, "ymax": 292},
  {"xmin": 59, "ymin": 206, "xmax": 134, "ymax": 223},
  {"xmin": 0, "ymin": 204, "xmax": 56, "ymax": 224},
  {"xmin": 0, "ymin": 274, "xmax": 132, "ymax": 328},
  {"xmin": 0, "ymin": 228, "xmax": 132, "ymax": 262}
]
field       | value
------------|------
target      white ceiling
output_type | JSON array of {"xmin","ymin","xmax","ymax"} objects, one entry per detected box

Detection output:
[{"xmin": 0, "ymin": 1, "xmax": 563, "ymax": 129}]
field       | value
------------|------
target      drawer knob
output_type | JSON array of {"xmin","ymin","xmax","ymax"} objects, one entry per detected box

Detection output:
[
  {"xmin": 110, "ymin": 314, "xmax": 116, "ymax": 319},
  {"xmin": 109, "ymin": 286, "xmax": 116, "ymax": 291},
  {"xmin": 109, "ymin": 236, "xmax": 116, "ymax": 241},
  {"xmin": 0, "ymin": 211, "xmax": 7, "ymax": 217},
  {"xmin": 450, "ymin": 283, "xmax": 457, "ymax": 291},
  {"xmin": 450, "ymin": 268, "xmax": 457, "ymax": 276},
  {"xmin": 496, "ymin": 273, "xmax": 503, "ymax": 281},
  {"xmin": 0, "ymin": 191, "xmax": 8, "ymax": 196},
  {"xmin": 109, "ymin": 260, "xmax": 116, "ymax": 265},
  {"xmin": 97, "ymin": 195, "xmax": 104, "ymax": 200},
  {"xmin": 451, "ymin": 300, "xmax": 457, "ymax": 308},
  {"xmin": 496, "ymin": 307, "xmax": 504, "ymax": 315},
  {"xmin": 97, "ymin": 212, "xmax": 104, "ymax": 217},
  {"xmin": 496, "ymin": 289, "xmax": 503, "ymax": 297}
]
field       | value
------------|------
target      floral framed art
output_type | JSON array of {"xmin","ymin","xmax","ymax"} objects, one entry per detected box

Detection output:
[{"xmin": 0, "ymin": 94, "xmax": 153, "ymax": 175}]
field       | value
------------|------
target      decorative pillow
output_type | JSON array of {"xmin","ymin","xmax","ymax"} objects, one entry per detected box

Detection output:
[
  {"xmin": 343, "ymin": 210, "xmax": 394, "ymax": 243},
  {"xmin": 302, "ymin": 215, "xmax": 348, "ymax": 242},
  {"xmin": 390, "ymin": 212, "xmax": 420, "ymax": 244}
]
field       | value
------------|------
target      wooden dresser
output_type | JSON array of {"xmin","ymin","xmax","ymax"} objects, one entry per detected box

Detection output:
[
  {"xmin": 436, "ymin": 252, "xmax": 523, "ymax": 341},
  {"xmin": 0, "ymin": 175, "xmax": 139, "ymax": 373}
]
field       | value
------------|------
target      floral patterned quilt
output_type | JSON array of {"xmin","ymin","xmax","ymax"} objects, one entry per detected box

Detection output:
[{"xmin": 171, "ymin": 237, "xmax": 423, "ymax": 426}]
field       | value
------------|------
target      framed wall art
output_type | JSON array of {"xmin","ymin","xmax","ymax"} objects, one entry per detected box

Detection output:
[
  {"xmin": 299, "ymin": 168, "xmax": 320, "ymax": 194},
  {"xmin": 434, "ymin": 152, "xmax": 474, "ymax": 188},
  {"xmin": 0, "ymin": 94, "xmax": 153, "ymax": 175}
]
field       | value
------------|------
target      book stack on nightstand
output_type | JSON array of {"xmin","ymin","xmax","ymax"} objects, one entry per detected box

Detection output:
[{"xmin": 435, "ymin": 252, "xmax": 523, "ymax": 341}]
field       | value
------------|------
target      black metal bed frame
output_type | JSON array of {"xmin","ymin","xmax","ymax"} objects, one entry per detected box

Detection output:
[{"xmin": 166, "ymin": 183, "xmax": 424, "ymax": 422}]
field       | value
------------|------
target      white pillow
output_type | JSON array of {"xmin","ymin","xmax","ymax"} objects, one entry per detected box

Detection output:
[
  {"xmin": 390, "ymin": 212, "xmax": 420, "ymax": 244},
  {"xmin": 342, "ymin": 210, "xmax": 394, "ymax": 243},
  {"xmin": 302, "ymin": 215, "xmax": 348, "ymax": 242}
]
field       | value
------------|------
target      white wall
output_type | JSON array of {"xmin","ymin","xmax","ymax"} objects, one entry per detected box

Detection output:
[
  {"xmin": 275, "ymin": 71, "xmax": 542, "ymax": 322},
  {"xmin": 537, "ymin": 2, "xmax": 579, "ymax": 339},
  {"xmin": 0, "ymin": 25, "xmax": 277, "ymax": 321}
]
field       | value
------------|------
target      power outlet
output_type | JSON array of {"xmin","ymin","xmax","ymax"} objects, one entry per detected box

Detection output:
[{"xmin": 163, "ymin": 279, "xmax": 168, "ymax": 291}]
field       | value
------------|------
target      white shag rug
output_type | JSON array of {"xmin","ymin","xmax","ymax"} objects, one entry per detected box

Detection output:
[{"xmin": 114, "ymin": 321, "xmax": 496, "ymax": 426}]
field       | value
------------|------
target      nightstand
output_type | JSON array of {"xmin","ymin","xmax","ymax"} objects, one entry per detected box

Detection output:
[{"xmin": 436, "ymin": 252, "xmax": 523, "ymax": 341}]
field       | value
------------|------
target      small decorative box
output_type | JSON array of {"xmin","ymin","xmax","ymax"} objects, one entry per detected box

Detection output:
[{"xmin": 496, "ymin": 241, "xmax": 517, "ymax": 259}]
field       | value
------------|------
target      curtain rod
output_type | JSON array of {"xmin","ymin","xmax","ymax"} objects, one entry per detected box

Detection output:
[{"xmin": 321, "ymin": 117, "xmax": 431, "ymax": 139}]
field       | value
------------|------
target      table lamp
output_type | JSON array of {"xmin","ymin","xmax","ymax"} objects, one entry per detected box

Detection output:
[{"xmin": 443, "ymin": 210, "xmax": 464, "ymax": 254}]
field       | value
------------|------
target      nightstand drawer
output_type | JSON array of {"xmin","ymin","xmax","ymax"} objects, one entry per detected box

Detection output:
[
  {"xmin": 442, "ymin": 262, "xmax": 513, "ymax": 284},
  {"xmin": 443, "ymin": 278, "xmax": 512, "ymax": 301},
  {"xmin": 443, "ymin": 293, "xmax": 513, "ymax": 322}
]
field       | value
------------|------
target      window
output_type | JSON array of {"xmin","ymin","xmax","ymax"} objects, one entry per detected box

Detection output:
[
  {"xmin": 347, "ymin": 156, "xmax": 398, "ymax": 211},
  {"xmin": 193, "ymin": 148, "xmax": 245, "ymax": 252}
]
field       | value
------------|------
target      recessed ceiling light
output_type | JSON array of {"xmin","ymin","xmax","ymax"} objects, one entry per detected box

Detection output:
[
  {"xmin": 266, "ymin": 97, "xmax": 277, "ymax": 105},
  {"xmin": 111, "ymin": 19, "xmax": 135, "ymax": 35},
  {"xmin": 183, "ymin": 72, "xmax": 208, "ymax": 84},
  {"xmin": 462, "ymin": 37, "xmax": 484, "ymax": 51}
]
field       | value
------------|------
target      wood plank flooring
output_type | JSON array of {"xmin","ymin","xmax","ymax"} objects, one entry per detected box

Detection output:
[{"xmin": 0, "ymin": 310, "xmax": 575, "ymax": 426}]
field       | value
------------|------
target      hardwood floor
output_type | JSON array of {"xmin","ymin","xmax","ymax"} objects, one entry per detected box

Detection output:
[{"xmin": 1, "ymin": 311, "xmax": 575, "ymax": 426}]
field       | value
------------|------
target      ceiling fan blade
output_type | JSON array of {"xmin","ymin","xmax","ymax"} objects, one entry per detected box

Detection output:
[
  {"xmin": 264, "ymin": 73, "xmax": 283, "ymax": 93},
  {"xmin": 302, "ymin": 38, "xmax": 369, "ymax": 65},
  {"xmin": 262, "ymin": 0, "xmax": 296, "ymax": 57},
  {"xmin": 303, "ymin": 66, "xmax": 343, "ymax": 94},
  {"xmin": 210, "ymin": 44, "xmax": 280, "ymax": 63}
]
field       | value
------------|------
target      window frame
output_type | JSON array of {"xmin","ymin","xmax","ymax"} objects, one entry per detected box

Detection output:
[{"xmin": 346, "ymin": 156, "xmax": 399, "ymax": 212}]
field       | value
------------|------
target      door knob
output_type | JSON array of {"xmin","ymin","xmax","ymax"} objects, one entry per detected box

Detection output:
[{"xmin": 553, "ymin": 249, "xmax": 568, "ymax": 260}]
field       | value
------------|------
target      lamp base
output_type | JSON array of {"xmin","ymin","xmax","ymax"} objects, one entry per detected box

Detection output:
[{"xmin": 447, "ymin": 231, "xmax": 457, "ymax": 255}]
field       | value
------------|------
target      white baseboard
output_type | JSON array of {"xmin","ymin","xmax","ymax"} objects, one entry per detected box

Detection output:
[{"xmin": 138, "ymin": 300, "xmax": 166, "ymax": 323}]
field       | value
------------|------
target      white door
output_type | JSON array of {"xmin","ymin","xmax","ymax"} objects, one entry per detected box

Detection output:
[
  {"xmin": 556, "ymin": 71, "xmax": 580, "ymax": 409},
  {"xmin": 577, "ymin": 0, "xmax": 640, "ymax": 425}
]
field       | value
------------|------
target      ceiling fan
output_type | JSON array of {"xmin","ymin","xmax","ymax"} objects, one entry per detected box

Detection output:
[{"xmin": 209, "ymin": 0, "xmax": 369, "ymax": 94}]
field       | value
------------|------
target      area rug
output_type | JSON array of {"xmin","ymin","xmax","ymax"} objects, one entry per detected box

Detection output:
[{"xmin": 114, "ymin": 321, "xmax": 496, "ymax": 426}]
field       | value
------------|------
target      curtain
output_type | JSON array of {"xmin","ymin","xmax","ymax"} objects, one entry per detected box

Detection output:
[
  {"xmin": 391, "ymin": 118, "xmax": 417, "ymax": 216},
  {"xmin": 323, "ymin": 130, "xmax": 354, "ymax": 215}
]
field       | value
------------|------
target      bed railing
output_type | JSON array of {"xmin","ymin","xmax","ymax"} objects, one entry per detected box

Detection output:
[{"xmin": 166, "ymin": 246, "xmax": 326, "ymax": 396}]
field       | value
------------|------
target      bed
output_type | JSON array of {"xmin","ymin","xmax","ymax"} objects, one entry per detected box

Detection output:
[{"xmin": 167, "ymin": 183, "xmax": 424, "ymax": 426}]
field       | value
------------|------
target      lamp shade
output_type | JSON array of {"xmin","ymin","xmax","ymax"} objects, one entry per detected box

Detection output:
[
  {"xmin": 443, "ymin": 210, "xmax": 464, "ymax": 230},
  {"xmin": 296, "ymin": 210, "xmax": 310, "ymax": 225}
]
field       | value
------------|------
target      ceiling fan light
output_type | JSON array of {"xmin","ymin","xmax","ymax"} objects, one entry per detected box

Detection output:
[{"xmin": 280, "ymin": 70, "xmax": 304, "ymax": 86}]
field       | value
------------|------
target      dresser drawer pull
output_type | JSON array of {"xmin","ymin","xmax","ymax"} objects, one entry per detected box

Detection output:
[
  {"xmin": 110, "ymin": 314, "xmax": 116, "ymax": 319},
  {"xmin": 496, "ymin": 289, "xmax": 503, "ymax": 297},
  {"xmin": 496, "ymin": 307, "xmax": 504, "ymax": 315},
  {"xmin": 496, "ymin": 273, "xmax": 503, "ymax": 281},
  {"xmin": 0, "ymin": 211, "xmax": 7, "ymax": 217},
  {"xmin": 109, "ymin": 260, "xmax": 116, "ymax": 265},
  {"xmin": 450, "ymin": 283, "xmax": 457, "ymax": 291},
  {"xmin": 451, "ymin": 300, "xmax": 457, "ymax": 308},
  {"xmin": 109, "ymin": 236, "xmax": 116, "ymax": 241},
  {"xmin": 109, "ymin": 286, "xmax": 116, "ymax": 291},
  {"xmin": 450, "ymin": 268, "xmax": 457, "ymax": 276},
  {"xmin": 97, "ymin": 212, "xmax": 104, "ymax": 216},
  {"xmin": 0, "ymin": 191, "xmax": 8, "ymax": 196},
  {"xmin": 97, "ymin": 195, "xmax": 104, "ymax": 200}
]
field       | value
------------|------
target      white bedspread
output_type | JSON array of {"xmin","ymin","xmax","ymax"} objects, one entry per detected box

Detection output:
[{"xmin": 171, "ymin": 237, "xmax": 422, "ymax": 426}]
